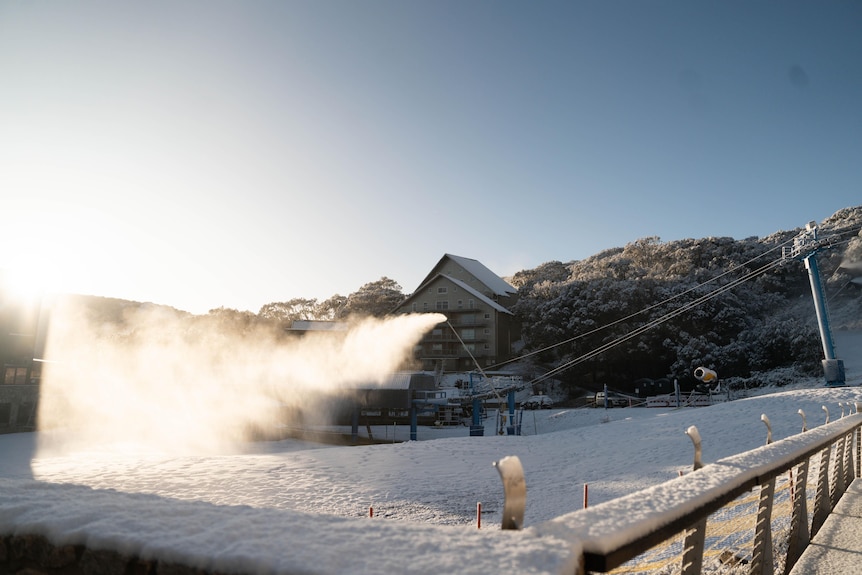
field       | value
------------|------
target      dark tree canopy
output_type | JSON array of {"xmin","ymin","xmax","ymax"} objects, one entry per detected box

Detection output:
[{"xmin": 511, "ymin": 206, "xmax": 862, "ymax": 393}]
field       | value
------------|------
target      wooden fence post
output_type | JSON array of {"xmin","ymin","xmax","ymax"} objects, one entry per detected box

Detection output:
[
  {"xmin": 750, "ymin": 479, "xmax": 776, "ymax": 575},
  {"xmin": 681, "ymin": 426, "xmax": 706, "ymax": 575},
  {"xmin": 812, "ymin": 445, "xmax": 832, "ymax": 537},
  {"xmin": 784, "ymin": 460, "xmax": 811, "ymax": 575},
  {"xmin": 751, "ymin": 415, "xmax": 776, "ymax": 575}
]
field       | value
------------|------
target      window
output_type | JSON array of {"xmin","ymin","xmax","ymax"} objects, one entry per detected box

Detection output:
[
  {"xmin": 457, "ymin": 300, "xmax": 463, "ymax": 309},
  {"xmin": 484, "ymin": 328, "xmax": 490, "ymax": 335},
  {"xmin": 462, "ymin": 314, "xmax": 475, "ymax": 324},
  {"xmin": 468, "ymin": 299, "xmax": 475, "ymax": 308},
  {"xmin": 412, "ymin": 303, "xmax": 417, "ymax": 312},
  {"xmin": 436, "ymin": 301, "xmax": 449, "ymax": 310},
  {"xmin": 437, "ymin": 287, "xmax": 448, "ymax": 294},
  {"xmin": 15, "ymin": 402, "xmax": 35, "ymax": 427},
  {"xmin": 462, "ymin": 329, "xmax": 475, "ymax": 340},
  {"xmin": 423, "ymin": 302, "xmax": 428, "ymax": 311},
  {"xmin": 432, "ymin": 343, "xmax": 443, "ymax": 352},
  {"xmin": 484, "ymin": 344, "xmax": 490, "ymax": 350},
  {"xmin": 4, "ymin": 366, "xmax": 27, "ymax": 385},
  {"xmin": 432, "ymin": 328, "xmax": 442, "ymax": 336},
  {"xmin": 484, "ymin": 313, "xmax": 491, "ymax": 319}
]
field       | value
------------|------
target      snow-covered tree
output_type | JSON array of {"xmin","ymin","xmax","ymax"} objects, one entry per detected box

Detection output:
[
  {"xmin": 338, "ymin": 277, "xmax": 404, "ymax": 319},
  {"xmin": 512, "ymin": 206, "xmax": 862, "ymax": 392}
]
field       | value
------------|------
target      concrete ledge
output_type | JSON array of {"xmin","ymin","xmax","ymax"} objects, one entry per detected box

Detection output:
[
  {"xmin": 789, "ymin": 478, "xmax": 862, "ymax": 575},
  {"xmin": 0, "ymin": 533, "xmax": 209, "ymax": 575}
]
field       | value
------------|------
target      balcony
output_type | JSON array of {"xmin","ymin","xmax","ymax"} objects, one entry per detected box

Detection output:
[
  {"xmin": 424, "ymin": 333, "xmax": 459, "ymax": 342},
  {"xmin": 419, "ymin": 347, "xmax": 492, "ymax": 359}
]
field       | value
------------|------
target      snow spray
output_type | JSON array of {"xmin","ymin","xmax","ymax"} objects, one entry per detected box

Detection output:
[{"xmin": 35, "ymin": 298, "xmax": 445, "ymax": 457}]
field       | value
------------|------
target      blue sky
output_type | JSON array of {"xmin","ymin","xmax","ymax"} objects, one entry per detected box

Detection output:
[{"xmin": 1, "ymin": 1, "xmax": 860, "ymax": 314}]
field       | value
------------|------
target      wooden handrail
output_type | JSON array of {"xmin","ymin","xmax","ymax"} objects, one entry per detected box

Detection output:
[{"xmin": 529, "ymin": 413, "xmax": 862, "ymax": 574}]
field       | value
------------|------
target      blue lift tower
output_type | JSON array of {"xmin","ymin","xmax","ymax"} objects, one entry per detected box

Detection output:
[{"xmin": 783, "ymin": 221, "xmax": 845, "ymax": 386}]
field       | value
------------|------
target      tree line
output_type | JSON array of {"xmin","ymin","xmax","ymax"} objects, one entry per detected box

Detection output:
[
  {"xmin": 69, "ymin": 206, "xmax": 862, "ymax": 393},
  {"xmin": 509, "ymin": 206, "xmax": 862, "ymax": 392}
]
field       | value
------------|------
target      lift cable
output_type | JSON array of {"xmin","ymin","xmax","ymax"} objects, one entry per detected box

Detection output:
[
  {"xmin": 484, "ymin": 234, "xmax": 799, "ymax": 373},
  {"xmin": 446, "ymin": 320, "xmax": 507, "ymax": 404},
  {"xmin": 455, "ymin": 222, "xmax": 860, "ymax": 390},
  {"xmin": 529, "ymin": 255, "xmax": 786, "ymax": 387}
]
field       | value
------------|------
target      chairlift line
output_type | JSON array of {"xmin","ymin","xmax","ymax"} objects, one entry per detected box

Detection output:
[
  {"xmin": 446, "ymin": 320, "xmax": 513, "ymax": 403},
  {"xmin": 529, "ymin": 255, "xmax": 787, "ymax": 386},
  {"xmin": 467, "ymin": 220, "xmax": 861, "ymax": 388},
  {"xmin": 487, "ymin": 234, "xmax": 799, "ymax": 373},
  {"xmin": 780, "ymin": 221, "xmax": 859, "ymax": 385}
]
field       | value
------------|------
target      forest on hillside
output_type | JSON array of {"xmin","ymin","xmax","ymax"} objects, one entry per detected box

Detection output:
[{"xmin": 508, "ymin": 206, "xmax": 862, "ymax": 395}]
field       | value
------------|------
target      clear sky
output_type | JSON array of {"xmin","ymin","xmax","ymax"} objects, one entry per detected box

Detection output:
[{"xmin": 1, "ymin": 1, "xmax": 860, "ymax": 314}]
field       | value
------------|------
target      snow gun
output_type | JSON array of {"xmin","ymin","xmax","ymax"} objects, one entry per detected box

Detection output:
[{"xmin": 693, "ymin": 367, "xmax": 717, "ymax": 383}]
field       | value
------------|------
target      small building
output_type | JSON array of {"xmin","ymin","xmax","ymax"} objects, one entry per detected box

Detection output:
[
  {"xmin": 284, "ymin": 320, "xmax": 348, "ymax": 335},
  {"xmin": 297, "ymin": 372, "xmax": 445, "ymax": 427},
  {"xmin": 0, "ymin": 282, "xmax": 45, "ymax": 433},
  {"xmin": 395, "ymin": 254, "xmax": 520, "ymax": 373}
]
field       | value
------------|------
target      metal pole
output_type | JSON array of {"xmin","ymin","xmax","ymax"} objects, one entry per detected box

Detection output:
[
  {"xmin": 507, "ymin": 390, "xmax": 516, "ymax": 435},
  {"xmin": 804, "ymin": 255, "xmax": 836, "ymax": 360},
  {"xmin": 351, "ymin": 407, "xmax": 359, "ymax": 444}
]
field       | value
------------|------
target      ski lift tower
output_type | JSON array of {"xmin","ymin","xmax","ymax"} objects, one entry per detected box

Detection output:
[{"xmin": 782, "ymin": 221, "xmax": 845, "ymax": 386}]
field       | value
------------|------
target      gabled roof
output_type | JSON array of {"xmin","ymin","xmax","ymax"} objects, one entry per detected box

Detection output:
[
  {"xmin": 419, "ymin": 254, "xmax": 516, "ymax": 297},
  {"xmin": 401, "ymin": 273, "xmax": 513, "ymax": 315},
  {"xmin": 443, "ymin": 275, "xmax": 513, "ymax": 314}
]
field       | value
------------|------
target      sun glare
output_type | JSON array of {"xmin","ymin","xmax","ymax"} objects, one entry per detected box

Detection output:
[
  {"xmin": 1, "ymin": 217, "xmax": 78, "ymax": 303},
  {"xmin": 0, "ymin": 206, "xmax": 133, "ymax": 305},
  {"xmin": 0, "ymin": 265, "xmax": 56, "ymax": 307}
]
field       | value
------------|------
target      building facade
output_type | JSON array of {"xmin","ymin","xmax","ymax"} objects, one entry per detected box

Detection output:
[
  {"xmin": 395, "ymin": 254, "xmax": 520, "ymax": 373},
  {"xmin": 0, "ymin": 281, "xmax": 44, "ymax": 433}
]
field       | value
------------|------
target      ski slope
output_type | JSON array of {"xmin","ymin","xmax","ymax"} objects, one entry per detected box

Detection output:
[{"xmin": 0, "ymin": 333, "xmax": 859, "ymax": 574}]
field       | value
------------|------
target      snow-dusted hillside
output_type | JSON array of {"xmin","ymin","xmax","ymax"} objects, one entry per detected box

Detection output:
[{"xmin": 511, "ymin": 207, "xmax": 862, "ymax": 392}]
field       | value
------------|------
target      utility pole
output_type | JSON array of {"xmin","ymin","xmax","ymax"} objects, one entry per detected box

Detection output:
[{"xmin": 783, "ymin": 221, "xmax": 845, "ymax": 386}]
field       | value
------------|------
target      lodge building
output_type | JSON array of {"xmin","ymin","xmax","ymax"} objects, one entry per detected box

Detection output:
[{"xmin": 395, "ymin": 254, "xmax": 520, "ymax": 373}]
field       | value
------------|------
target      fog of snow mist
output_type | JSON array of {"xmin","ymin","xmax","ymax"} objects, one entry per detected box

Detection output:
[{"xmin": 36, "ymin": 299, "xmax": 445, "ymax": 456}]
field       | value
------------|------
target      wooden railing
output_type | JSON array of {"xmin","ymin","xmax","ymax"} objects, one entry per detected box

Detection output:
[{"xmin": 500, "ymin": 408, "xmax": 862, "ymax": 575}]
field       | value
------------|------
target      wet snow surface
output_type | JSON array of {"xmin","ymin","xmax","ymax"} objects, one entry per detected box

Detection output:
[{"xmin": 1, "ymin": 332, "xmax": 860, "ymax": 574}]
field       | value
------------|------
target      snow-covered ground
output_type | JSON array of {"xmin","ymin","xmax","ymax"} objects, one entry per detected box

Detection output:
[{"xmin": 1, "ymin": 332, "xmax": 860, "ymax": 574}]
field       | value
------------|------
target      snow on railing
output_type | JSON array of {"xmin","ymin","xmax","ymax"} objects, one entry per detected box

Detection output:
[{"xmin": 496, "ymin": 405, "xmax": 862, "ymax": 575}]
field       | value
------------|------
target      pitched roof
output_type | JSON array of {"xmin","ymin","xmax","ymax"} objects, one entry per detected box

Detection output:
[
  {"xmin": 400, "ymin": 273, "xmax": 513, "ymax": 315},
  {"xmin": 420, "ymin": 254, "xmax": 516, "ymax": 297},
  {"xmin": 442, "ymin": 274, "xmax": 513, "ymax": 314}
]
